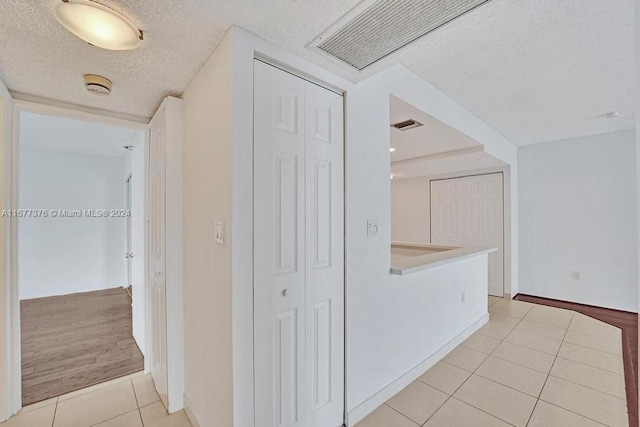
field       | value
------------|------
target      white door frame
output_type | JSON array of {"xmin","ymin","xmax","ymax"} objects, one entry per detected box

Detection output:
[
  {"xmin": 0, "ymin": 79, "xmax": 16, "ymax": 422},
  {"xmin": 126, "ymin": 173, "xmax": 133, "ymax": 287},
  {"xmin": 2, "ymin": 99, "xmax": 148, "ymax": 418},
  {"xmin": 251, "ymin": 57, "xmax": 347, "ymax": 426},
  {"xmin": 148, "ymin": 97, "xmax": 184, "ymax": 413}
]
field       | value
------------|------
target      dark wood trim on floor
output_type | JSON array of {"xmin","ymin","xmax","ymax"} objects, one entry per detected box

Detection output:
[
  {"xmin": 21, "ymin": 287, "xmax": 144, "ymax": 406},
  {"xmin": 514, "ymin": 293, "xmax": 638, "ymax": 427}
]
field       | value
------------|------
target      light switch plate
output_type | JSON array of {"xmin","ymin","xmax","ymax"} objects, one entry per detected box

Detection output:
[
  {"xmin": 215, "ymin": 220, "xmax": 224, "ymax": 245},
  {"xmin": 367, "ymin": 220, "xmax": 379, "ymax": 238}
]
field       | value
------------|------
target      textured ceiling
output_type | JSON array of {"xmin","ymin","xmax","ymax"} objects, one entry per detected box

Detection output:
[
  {"xmin": 387, "ymin": 0, "xmax": 635, "ymax": 145},
  {"xmin": 0, "ymin": 0, "xmax": 360, "ymax": 119},
  {"xmin": 0, "ymin": 0, "xmax": 634, "ymax": 145},
  {"xmin": 20, "ymin": 111, "xmax": 140, "ymax": 158}
]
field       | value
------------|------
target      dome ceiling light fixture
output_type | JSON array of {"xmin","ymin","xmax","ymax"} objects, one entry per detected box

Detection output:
[{"xmin": 54, "ymin": 0, "xmax": 143, "ymax": 51}]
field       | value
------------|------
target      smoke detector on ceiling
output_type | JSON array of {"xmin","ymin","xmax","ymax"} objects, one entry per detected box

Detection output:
[
  {"xmin": 84, "ymin": 74, "xmax": 112, "ymax": 96},
  {"xmin": 391, "ymin": 119, "xmax": 424, "ymax": 131}
]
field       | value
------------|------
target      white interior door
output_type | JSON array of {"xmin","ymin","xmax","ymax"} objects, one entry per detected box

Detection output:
[
  {"xmin": 431, "ymin": 180, "xmax": 464, "ymax": 246},
  {"xmin": 431, "ymin": 173, "xmax": 504, "ymax": 297},
  {"xmin": 149, "ymin": 108, "xmax": 168, "ymax": 405},
  {"xmin": 466, "ymin": 174, "xmax": 504, "ymax": 297},
  {"xmin": 254, "ymin": 60, "xmax": 344, "ymax": 427},
  {"xmin": 304, "ymin": 79, "xmax": 344, "ymax": 427}
]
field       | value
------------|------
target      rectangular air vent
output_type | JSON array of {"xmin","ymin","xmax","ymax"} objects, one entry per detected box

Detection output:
[
  {"xmin": 391, "ymin": 119, "xmax": 423, "ymax": 131},
  {"xmin": 314, "ymin": 0, "xmax": 491, "ymax": 70}
]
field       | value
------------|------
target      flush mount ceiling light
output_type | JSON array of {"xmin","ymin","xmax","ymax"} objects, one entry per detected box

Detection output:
[
  {"xmin": 54, "ymin": 0, "xmax": 143, "ymax": 50},
  {"xmin": 390, "ymin": 147, "xmax": 396, "ymax": 152}
]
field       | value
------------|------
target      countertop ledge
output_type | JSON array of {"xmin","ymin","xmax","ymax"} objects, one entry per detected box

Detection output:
[{"xmin": 390, "ymin": 242, "xmax": 497, "ymax": 276}]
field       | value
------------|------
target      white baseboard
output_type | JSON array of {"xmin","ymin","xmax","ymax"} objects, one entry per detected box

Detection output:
[
  {"xmin": 183, "ymin": 395, "xmax": 201, "ymax": 427},
  {"xmin": 346, "ymin": 313, "xmax": 489, "ymax": 426}
]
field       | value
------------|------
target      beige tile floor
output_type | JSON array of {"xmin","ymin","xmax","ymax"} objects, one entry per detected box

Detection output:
[
  {"xmin": 0, "ymin": 372, "xmax": 192, "ymax": 427},
  {"xmin": 1, "ymin": 298, "xmax": 630, "ymax": 427},
  {"xmin": 356, "ymin": 297, "xmax": 629, "ymax": 427}
]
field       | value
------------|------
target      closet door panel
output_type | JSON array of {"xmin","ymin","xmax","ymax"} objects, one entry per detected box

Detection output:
[{"xmin": 254, "ymin": 60, "xmax": 306, "ymax": 427}]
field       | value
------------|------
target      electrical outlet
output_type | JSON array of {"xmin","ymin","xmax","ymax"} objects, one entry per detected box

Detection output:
[
  {"xmin": 367, "ymin": 220, "xmax": 379, "ymax": 238},
  {"xmin": 571, "ymin": 271, "xmax": 581, "ymax": 280}
]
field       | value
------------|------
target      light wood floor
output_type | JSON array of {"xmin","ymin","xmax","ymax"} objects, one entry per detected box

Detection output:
[{"xmin": 21, "ymin": 287, "xmax": 144, "ymax": 406}]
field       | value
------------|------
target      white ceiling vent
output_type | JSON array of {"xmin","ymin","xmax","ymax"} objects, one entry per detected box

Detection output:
[{"xmin": 313, "ymin": 0, "xmax": 491, "ymax": 70}]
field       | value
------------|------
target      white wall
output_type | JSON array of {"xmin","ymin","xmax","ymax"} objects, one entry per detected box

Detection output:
[
  {"xmin": 391, "ymin": 177, "xmax": 430, "ymax": 243},
  {"xmin": 348, "ymin": 256, "xmax": 489, "ymax": 424},
  {"xmin": 519, "ymin": 130, "xmax": 638, "ymax": 312},
  {"xmin": 182, "ymin": 31, "xmax": 234, "ymax": 427},
  {"xmin": 180, "ymin": 27, "xmax": 518, "ymax": 426},
  {"xmin": 344, "ymin": 64, "xmax": 518, "ymax": 419},
  {"xmin": 231, "ymin": 37, "xmax": 515, "ymax": 424},
  {"xmin": 18, "ymin": 147, "xmax": 127, "ymax": 299}
]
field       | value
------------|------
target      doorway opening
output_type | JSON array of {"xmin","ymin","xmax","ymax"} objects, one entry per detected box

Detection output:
[
  {"xmin": 16, "ymin": 110, "xmax": 147, "ymax": 406},
  {"xmin": 388, "ymin": 95, "xmax": 510, "ymax": 298}
]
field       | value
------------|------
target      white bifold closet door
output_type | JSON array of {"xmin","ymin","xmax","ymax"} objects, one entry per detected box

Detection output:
[
  {"xmin": 253, "ymin": 60, "xmax": 344, "ymax": 427},
  {"xmin": 431, "ymin": 173, "xmax": 504, "ymax": 297},
  {"xmin": 149, "ymin": 107, "xmax": 168, "ymax": 405}
]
